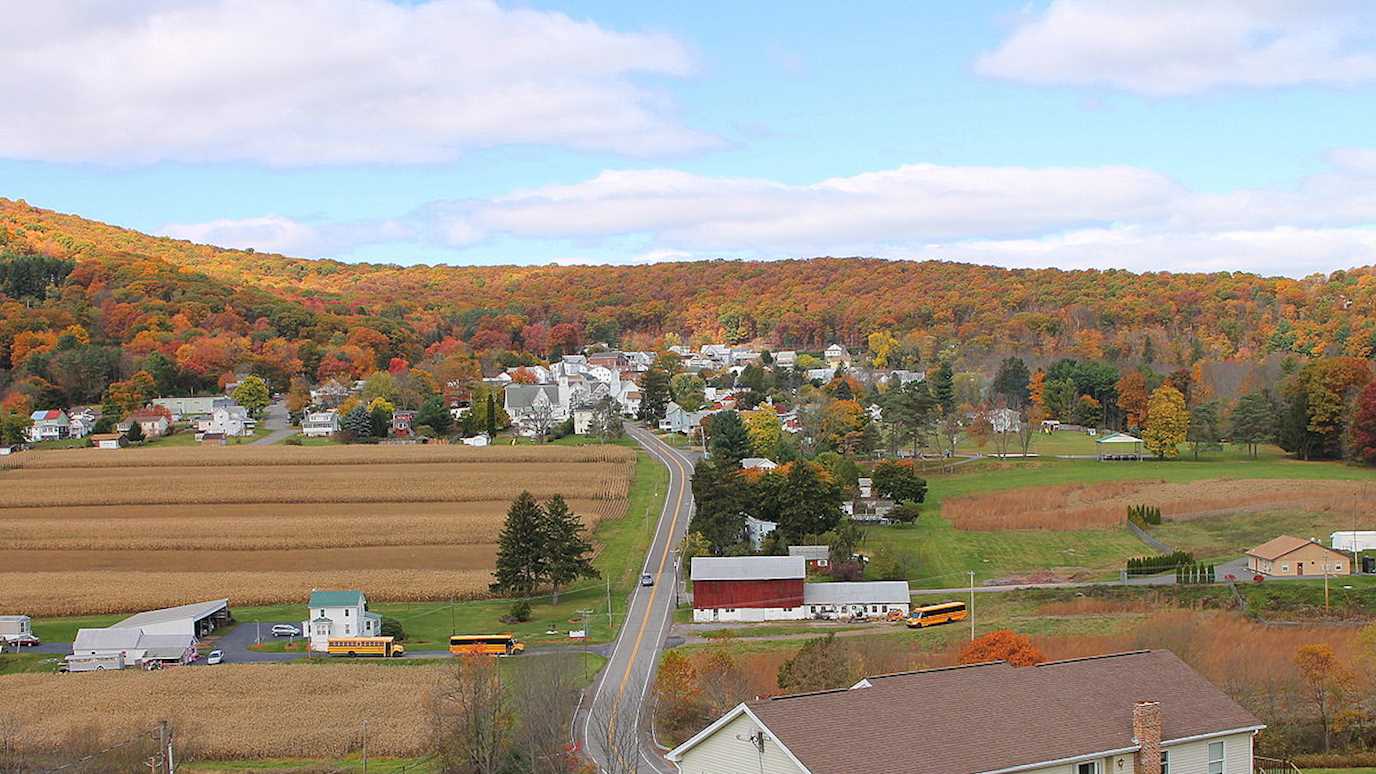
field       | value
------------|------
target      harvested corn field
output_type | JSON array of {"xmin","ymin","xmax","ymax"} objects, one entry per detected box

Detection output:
[
  {"xmin": 946, "ymin": 478, "xmax": 1375, "ymax": 531},
  {"xmin": 1, "ymin": 664, "xmax": 437, "ymax": 758},
  {"xmin": 0, "ymin": 445, "xmax": 637, "ymax": 615}
]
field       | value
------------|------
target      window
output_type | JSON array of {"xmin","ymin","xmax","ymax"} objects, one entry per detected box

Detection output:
[
  {"xmin": 1208, "ymin": 741, "xmax": 1224, "ymax": 774},
  {"xmin": 1075, "ymin": 762, "xmax": 1100, "ymax": 774},
  {"xmin": 1160, "ymin": 750, "xmax": 1169, "ymax": 774},
  {"xmin": 345, "ymin": 609, "xmax": 351, "ymax": 617},
  {"xmin": 1280, "ymin": 564, "xmax": 1289, "ymax": 573}
]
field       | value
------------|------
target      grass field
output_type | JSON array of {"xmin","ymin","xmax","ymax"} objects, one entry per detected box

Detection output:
[
  {"xmin": 0, "ymin": 444, "xmax": 639, "ymax": 616},
  {"xmin": 860, "ymin": 445, "xmax": 1376, "ymax": 587}
]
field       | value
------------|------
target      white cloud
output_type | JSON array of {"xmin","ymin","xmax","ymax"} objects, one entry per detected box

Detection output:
[
  {"xmin": 158, "ymin": 152, "xmax": 1376, "ymax": 276},
  {"xmin": 0, "ymin": 0, "xmax": 711, "ymax": 165},
  {"xmin": 977, "ymin": 1, "xmax": 1376, "ymax": 95}
]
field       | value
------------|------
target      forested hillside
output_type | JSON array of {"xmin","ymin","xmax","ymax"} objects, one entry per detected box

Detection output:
[{"xmin": 0, "ymin": 196, "xmax": 1373, "ymax": 411}]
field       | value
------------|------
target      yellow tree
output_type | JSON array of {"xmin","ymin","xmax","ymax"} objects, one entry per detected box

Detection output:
[
  {"xmin": 742, "ymin": 408, "xmax": 783, "ymax": 459},
  {"xmin": 1295, "ymin": 643, "xmax": 1354, "ymax": 753},
  {"xmin": 867, "ymin": 330, "xmax": 899, "ymax": 368},
  {"xmin": 1143, "ymin": 383, "xmax": 1187, "ymax": 459}
]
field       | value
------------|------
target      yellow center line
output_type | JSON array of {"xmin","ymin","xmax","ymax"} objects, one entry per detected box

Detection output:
[{"xmin": 606, "ymin": 431, "xmax": 690, "ymax": 751}]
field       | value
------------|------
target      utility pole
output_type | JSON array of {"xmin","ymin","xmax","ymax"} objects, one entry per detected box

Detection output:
[
  {"xmin": 968, "ymin": 571, "xmax": 975, "ymax": 641},
  {"xmin": 606, "ymin": 575, "xmax": 613, "ymax": 632},
  {"xmin": 1325, "ymin": 566, "xmax": 1331, "ymax": 612},
  {"xmin": 361, "ymin": 719, "xmax": 368, "ymax": 774},
  {"xmin": 158, "ymin": 720, "xmax": 172, "ymax": 774}
]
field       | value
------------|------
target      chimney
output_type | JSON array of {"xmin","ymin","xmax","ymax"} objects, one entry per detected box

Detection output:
[{"xmin": 1133, "ymin": 701, "xmax": 1162, "ymax": 774}]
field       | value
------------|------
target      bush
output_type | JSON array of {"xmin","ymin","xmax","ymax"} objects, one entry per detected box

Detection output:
[
  {"xmin": 1126, "ymin": 504, "xmax": 1162, "ymax": 528},
  {"xmin": 508, "ymin": 599, "xmax": 532, "ymax": 623},
  {"xmin": 380, "ymin": 617, "xmax": 406, "ymax": 641},
  {"xmin": 284, "ymin": 436, "xmax": 303, "ymax": 446},
  {"xmin": 828, "ymin": 560, "xmax": 864, "ymax": 581},
  {"xmin": 1125, "ymin": 551, "xmax": 1194, "ymax": 576},
  {"xmin": 888, "ymin": 500, "xmax": 921, "ymax": 525}
]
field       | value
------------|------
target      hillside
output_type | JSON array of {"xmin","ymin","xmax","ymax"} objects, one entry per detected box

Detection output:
[{"xmin": 0, "ymin": 196, "xmax": 1372, "ymax": 409}]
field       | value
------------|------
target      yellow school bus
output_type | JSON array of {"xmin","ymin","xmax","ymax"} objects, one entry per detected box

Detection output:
[
  {"xmin": 449, "ymin": 634, "xmax": 526, "ymax": 656},
  {"xmin": 327, "ymin": 636, "xmax": 406, "ymax": 657},
  {"xmin": 907, "ymin": 601, "xmax": 967, "ymax": 628}
]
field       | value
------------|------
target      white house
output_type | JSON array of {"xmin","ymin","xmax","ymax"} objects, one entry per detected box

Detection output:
[
  {"xmin": 741, "ymin": 457, "xmax": 778, "ymax": 471},
  {"xmin": 802, "ymin": 581, "xmax": 909, "ymax": 620},
  {"xmin": 773, "ymin": 351, "xmax": 797, "ymax": 368},
  {"xmin": 745, "ymin": 516, "xmax": 778, "ymax": 550},
  {"xmin": 301, "ymin": 410, "xmax": 339, "ymax": 437},
  {"xmin": 660, "ymin": 402, "xmax": 712, "ymax": 434},
  {"xmin": 0, "ymin": 615, "xmax": 36, "ymax": 646},
  {"xmin": 151, "ymin": 396, "xmax": 230, "ymax": 420},
  {"xmin": 804, "ymin": 367, "xmax": 834, "ymax": 382},
  {"xmin": 198, "ymin": 403, "xmax": 255, "ymax": 437},
  {"xmin": 303, "ymin": 590, "xmax": 382, "ymax": 652},
  {"xmin": 668, "ymin": 650, "xmax": 1263, "ymax": 774},
  {"xmin": 504, "ymin": 383, "xmax": 564, "ymax": 436},
  {"xmin": 824, "ymin": 343, "xmax": 851, "ymax": 368},
  {"xmin": 27, "ymin": 409, "xmax": 70, "ymax": 442},
  {"xmin": 67, "ymin": 407, "xmax": 100, "ymax": 438},
  {"xmin": 462, "ymin": 434, "xmax": 491, "ymax": 447},
  {"xmin": 119, "ymin": 409, "xmax": 171, "ymax": 438}
]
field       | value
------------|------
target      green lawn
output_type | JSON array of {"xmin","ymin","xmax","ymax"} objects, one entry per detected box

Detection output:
[
  {"xmin": 32, "ymin": 447, "xmax": 669, "ymax": 650},
  {"xmin": 280, "ymin": 433, "xmax": 340, "ymax": 446},
  {"xmin": 860, "ymin": 448, "xmax": 1376, "ymax": 587},
  {"xmin": 0, "ymin": 652, "xmax": 61, "ymax": 675},
  {"xmin": 184, "ymin": 758, "xmax": 435, "ymax": 773},
  {"xmin": 1152, "ymin": 509, "xmax": 1368, "ymax": 563}
]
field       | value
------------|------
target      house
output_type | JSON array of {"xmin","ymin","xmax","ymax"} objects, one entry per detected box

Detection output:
[
  {"xmin": 151, "ymin": 396, "xmax": 230, "ymax": 420},
  {"xmin": 303, "ymin": 590, "xmax": 382, "ymax": 652},
  {"xmin": 27, "ymin": 409, "xmax": 70, "ymax": 442},
  {"xmin": 660, "ymin": 402, "xmax": 711, "ymax": 434},
  {"xmin": 462, "ymin": 434, "xmax": 490, "ymax": 447},
  {"xmin": 690, "ymin": 556, "xmax": 806, "ymax": 622},
  {"xmin": 573, "ymin": 406, "xmax": 597, "ymax": 435},
  {"xmin": 989, "ymin": 407, "xmax": 1022, "ymax": 434},
  {"xmin": 741, "ymin": 457, "xmax": 778, "ymax": 471},
  {"xmin": 120, "ymin": 409, "xmax": 171, "ymax": 438},
  {"xmin": 804, "ymin": 367, "xmax": 834, "ymax": 383},
  {"xmin": 824, "ymin": 343, "xmax": 850, "ymax": 368},
  {"xmin": 803, "ymin": 581, "xmax": 910, "ymax": 620},
  {"xmin": 0, "ymin": 616, "xmax": 36, "ymax": 646},
  {"xmin": 774, "ymin": 350, "xmax": 797, "ymax": 368},
  {"xmin": 616, "ymin": 382, "xmax": 642, "ymax": 417},
  {"xmin": 1246, "ymin": 535, "xmax": 1350, "ymax": 577},
  {"xmin": 667, "ymin": 649, "xmax": 1263, "ymax": 774},
  {"xmin": 504, "ymin": 383, "xmax": 564, "ymax": 436},
  {"xmin": 745, "ymin": 516, "xmax": 778, "ymax": 551},
  {"xmin": 391, "ymin": 410, "xmax": 416, "ymax": 437},
  {"xmin": 309, "ymin": 380, "xmax": 355, "ymax": 409},
  {"xmin": 301, "ymin": 410, "xmax": 339, "ymax": 437},
  {"xmin": 788, "ymin": 545, "xmax": 829, "ymax": 569},
  {"xmin": 198, "ymin": 403, "xmax": 255, "ymax": 437},
  {"xmin": 90, "ymin": 433, "xmax": 124, "ymax": 449},
  {"xmin": 67, "ymin": 407, "xmax": 100, "ymax": 438}
]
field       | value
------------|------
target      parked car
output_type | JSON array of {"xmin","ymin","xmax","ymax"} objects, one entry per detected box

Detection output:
[
  {"xmin": 206, "ymin": 650, "xmax": 224, "ymax": 665},
  {"xmin": 271, "ymin": 624, "xmax": 300, "ymax": 637},
  {"xmin": 640, "ymin": 573, "xmax": 655, "ymax": 587}
]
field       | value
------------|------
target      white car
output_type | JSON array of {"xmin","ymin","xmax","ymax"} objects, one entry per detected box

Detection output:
[
  {"xmin": 206, "ymin": 650, "xmax": 224, "ymax": 665},
  {"xmin": 271, "ymin": 624, "xmax": 300, "ymax": 638},
  {"xmin": 640, "ymin": 573, "xmax": 655, "ymax": 587}
]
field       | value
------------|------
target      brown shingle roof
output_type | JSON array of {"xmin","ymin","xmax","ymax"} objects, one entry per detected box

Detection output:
[
  {"xmin": 744, "ymin": 650, "xmax": 1260, "ymax": 774},
  {"xmin": 1247, "ymin": 534, "xmax": 1342, "ymax": 561}
]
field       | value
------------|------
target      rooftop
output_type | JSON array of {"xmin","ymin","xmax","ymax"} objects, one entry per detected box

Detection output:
[
  {"xmin": 1247, "ymin": 534, "xmax": 1341, "ymax": 560},
  {"xmin": 309, "ymin": 590, "xmax": 365, "ymax": 608},
  {"xmin": 114, "ymin": 599, "xmax": 228, "ymax": 629},
  {"xmin": 803, "ymin": 581, "xmax": 910, "ymax": 605},
  {"xmin": 690, "ymin": 556, "xmax": 805, "ymax": 582}
]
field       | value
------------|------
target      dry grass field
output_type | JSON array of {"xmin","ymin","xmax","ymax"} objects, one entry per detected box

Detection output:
[
  {"xmin": 945, "ymin": 478, "xmax": 1375, "ymax": 531},
  {"xmin": 0, "ymin": 663, "xmax": 436, "ymax": 758},
  {"xmin": 0, "ymin": 444, "xmax": 636, "ymax": 615}
]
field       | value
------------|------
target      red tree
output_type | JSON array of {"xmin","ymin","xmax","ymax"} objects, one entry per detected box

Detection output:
[
  {"xmin": 1348, "ymin": 380, "xmax": 1376, "ymax": 464},
  {"xmin": 958, "ymin": 630, "xmax": 1044, "ymax": 667}
]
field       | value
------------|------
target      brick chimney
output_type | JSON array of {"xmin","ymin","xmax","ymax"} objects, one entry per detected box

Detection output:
[{"xmin": 1133, "ymin": 701, "xmax": 1162, "ymax": 774}]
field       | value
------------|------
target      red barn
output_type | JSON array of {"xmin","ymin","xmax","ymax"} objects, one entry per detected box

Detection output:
[{"xmin": 691, "ymin": 556, "xmax": 806, "ymax": 622}]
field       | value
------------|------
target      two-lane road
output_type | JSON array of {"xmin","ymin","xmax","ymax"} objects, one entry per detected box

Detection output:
[{"xmin": 579, "ymin": 424, "xmax": 695, "ymax": 773}]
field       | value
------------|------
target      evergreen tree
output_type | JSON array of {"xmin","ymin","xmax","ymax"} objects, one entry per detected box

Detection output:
[
  {"xmin": 708, "ymin": 410, "xmax": 752, "ymax": 466},
  {"xmin": 832, "ymin": 379, "xmax": 853, "ymax": 401},
  {"xmin": 490, "ymin": 491, "xmax": 547, "ymax": 595},
  {"xmin": 882, "ymin": 380, "xmax": 937, "ymax": 457},
  {"xmin": 485, "ymin": 393, "xmax": 498, "ymax": 438},
  {"xmin": 341, "ymin": 404, "xmax": 372, "ymax": 439},
  {"xmin": 689, "ymin": 460, "xmax": 748, "ymax": 553},
  {"xmin": 416, "ymin": 395, "xmax": 453, "ymax": 436},
  {"xmin": 931, "ymin": 361, "xmax": 955, "ymax": 415},
  {"xmin": 541, "ymin": 495, "xmax": 598, "ymax": 603},
  {"xmin": 638, "ymin": 367, "xmax": 672, "ymax": 422},
  {"xmin": 1229, "ymin": 391, "xmax": 1276, "ymax": 458},
  {"xmin": 991, "ymin": 356, "xmax": 1031, "ymax": 408},
  {"xmin": 125, "ymin": 420, "xmax": 144, "ymax": 443},
  {"xmin": 1186, "ymin": 401, "xmax": 1223, "ymax": 460},
  {"xmin": 774, "ymin": 462, "xmax": 843, "ymax": 540}
]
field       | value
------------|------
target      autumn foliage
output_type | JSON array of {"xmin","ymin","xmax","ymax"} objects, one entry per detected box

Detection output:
[{"xmin": 958, "ymin": 630, "xmax": 1045, "ymax": 667}]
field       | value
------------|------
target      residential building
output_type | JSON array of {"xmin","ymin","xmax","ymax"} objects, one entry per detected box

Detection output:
[
  {"xmin": 989, "ymin": 407, "xmax": 1022, "ymax": 434},
  {"xmin": 803, "ymin": 581, "xmax": 910, "ymax": 620},
  {"xmin": 690, "ymin": 556, "xmax": 806, "ymax": 623},
  {"xmin": 573, "ymin": 406, "xmax": 596, "ymax": 435},
  {"xmin": 151, "ymin": 396, "xmax": 230, "ymax": 420},
  {"xmin": 740, "ymin": 457, "xmax": 778, "ymax": 471},
  {"xmin": 804, "ymin": 367, "xmax": 834, "ymax": 382},
  {"xmin": 745, "ymin": 516, "xmax": 778, "ymax": 551},
  {"xmin": 309, "ymin": 381, "xmax": 355, "ymax": 409},
  {"xmin": 27, "ymin": 409, "xmax": 70, "ymax": 442},
  {"xmin": 667, "ymin": 649, "xmax": 1262, "ymax": 774},
  {"xmin": 67, "ymin": 407, "xmax": 100, "ymax": 438},
  {"xmin": 660, "ymin": 401, "xmax": 711, "ymax": 434},
  {"xmin": 301, "ymin": 410, "xmax": 339, "ymax": 437},
  {"xmin": 119, "ymin": 409, "xmax": 171, "ymax": 438},
  {"xmin": 303, "ymin": 590, "xmax": 382, "ymax": 652},
  {"xmin": 787, "ymin": 545, "xmax": 829, "ymax": 569},
  {"xmin": 391, "ymin": 409, "xmax": 416, "ymax": 437},
  {"xmin": 0, "ymin": 616, "xmax": 36, "ymax": 646},
  {"xmin": 616, "ymin": 382, "xmax": 642, "ymax": 417},
  {"xmin": 504, "ymin": 383, "xmax": 564, "ymax": 436},
  {"xmin": 824, "ymin": 343, "xmax": 850, "ymax": 368},
  {"xmin": 198, "ymin": 403, "xmax": 255, "ymax": 437},
  {"xmin": 1246, "ymin": 535, "xmax": 1351, "ymax": 577},
  {"xmin": 773, "ymin": 350, "xmax": 797, "ymax": 368}
]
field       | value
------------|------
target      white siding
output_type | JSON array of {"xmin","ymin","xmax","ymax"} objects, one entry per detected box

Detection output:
[
  {"xmin": 692, "ymin": 606, "xmax": 807, "ymax": 623},
  {"xmin": 1159, "ymin": 732, "xmax": 1253, "ymax": 774},
  {"xmin": 675, "ymin": 713, "xmax": 805, "ymax": 774}
]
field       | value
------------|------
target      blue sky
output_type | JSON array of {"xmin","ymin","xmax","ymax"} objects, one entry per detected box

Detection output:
[{"xmin": 5, "ymin": 1, "xmax": 1376, "ymax": 275}]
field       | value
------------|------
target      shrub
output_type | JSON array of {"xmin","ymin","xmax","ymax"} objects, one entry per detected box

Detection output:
[
  {"xmin": 1126, "ymin": 504, "xmax": 1162, "ymax": 528},
  {"xmin": 888, "ymin": 500, "xmax": 921, "ymax": 525},
  {"xmin": 1125, "ymin": 551, "xmax": 1194, "ymax": 576},
  {"xmin": 380, "ymin": 617, "xmax": 406, "ymax": 641},
  {"xmin": 284, "ymin": 437, "xmax": 303, "ymax": 446},
  {"xmin": 508, "ymin": 599, "xmax": 532, "ymax": 622}
]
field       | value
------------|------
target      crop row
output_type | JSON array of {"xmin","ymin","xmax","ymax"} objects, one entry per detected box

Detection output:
[{"xmin": 1, "ymin": 443, "xmax": 636, "ymax": 470}]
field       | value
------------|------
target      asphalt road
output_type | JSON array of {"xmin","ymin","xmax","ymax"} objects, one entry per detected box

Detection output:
[
  {"xmin": 578, "ymin": 425, "xmax": 694, "ymax": 774},
  {"xmin": 252, "ymin": 401, "xmax": 295, "ymax": 445}
]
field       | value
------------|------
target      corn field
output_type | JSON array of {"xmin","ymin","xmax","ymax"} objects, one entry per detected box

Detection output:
[
  {"xmin": 3, "ymin": 664, "xmax": 438, "ymax": 758},
  {"xmin": 0, "ymin": 443, "xmax": 635, "ymax": 470}
]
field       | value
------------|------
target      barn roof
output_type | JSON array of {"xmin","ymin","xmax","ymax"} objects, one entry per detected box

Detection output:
[{"xmin": 691, "ymin": 556, "xmax": 804, "ymax": 581}]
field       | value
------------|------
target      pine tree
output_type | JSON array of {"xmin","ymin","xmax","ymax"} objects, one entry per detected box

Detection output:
[
  {"xmin": 638, "ymin": 367, "xmax": 671, "ymax": 422},
  {"xmin": 991, "ymin": 356, "xmax": 1030, "ymax": 408},
  {"xmin": 1229, "ymin": 391, "xmax": 1276, "ymax": 458},
  {"xmin": 931, "ymin": 361, "xmax": 955, "ymax": 415},
  {"xmin": 774, "ymin": 461, "xmax": 843, "ymax": 540},
  {"xmin": 541, "ymin": 495, "xmax": 599, "ymax": 603},
  {"xmin": 485, "ymin": 393, "xmax": 497, "ymax": 438},
  {"xmin": 707, "ymin": 410, "xmax": 752, "ymax": 466},
  {"xmin": 490, "ymin": 491, "xmax": 547, "ymax": 595},
  {"xmin": 689, "ymin": 459, "xmax": 748, "ymax": 553},
  {"xmin": 341, "ymin": 404, "xmax": 372, "ymax": 439},
  {"xmin": 125, "ymin": 419, "xmax": 144, "ymax": 443}
]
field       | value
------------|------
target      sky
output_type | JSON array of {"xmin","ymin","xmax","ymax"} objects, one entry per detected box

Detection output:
[{"xmin": 5, "ymin": 0, "xmax": 1376, "ymax": 276}]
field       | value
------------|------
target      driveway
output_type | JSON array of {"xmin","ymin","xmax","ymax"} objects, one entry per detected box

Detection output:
[{"xmin": 251, "ymin": 401, "xmax": 295, "ymax": 445}]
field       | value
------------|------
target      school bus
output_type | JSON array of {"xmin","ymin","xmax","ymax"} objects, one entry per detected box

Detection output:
[
  {"xmin": 326, "ymin": 636, "xmax": 406, "ymax": 657},
  {"xmin": 449, "ymin": 634, "xmax": 526, "ymax": 656},
  {"xmin": 906, "ymin": 601, "xmax": 967, "ymax": 628}
]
